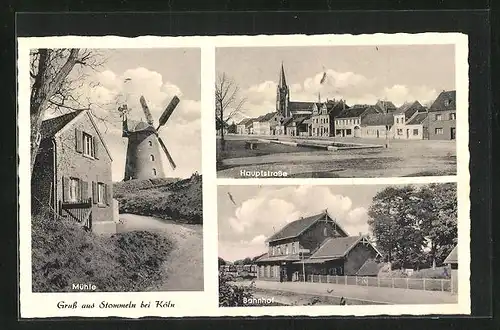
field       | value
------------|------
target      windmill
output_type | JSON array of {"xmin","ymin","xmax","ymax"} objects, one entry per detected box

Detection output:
[{"xmin": 122, "ymin": 95, "xmax": 180, "ymax": 181}]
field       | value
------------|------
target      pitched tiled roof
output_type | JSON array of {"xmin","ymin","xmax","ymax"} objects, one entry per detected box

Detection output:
[
  {"xmin": 310, "ymin": 236, "xmax": 361, "ymax": 258},
  {"xmin": 289, "ymin": 101, "xmax": 316, "ymax": 111},
  {"xmin": 326, "ymin": 100, "xmax": 349, "ymax": 114},
  {"xmin": 40, "ymin": 111, "xmax": 84, "ymax": 140},
  {"xmin": 443, "ymin": 246, "xmax": 457, "ymax": 264},
  {"xmin": 375, "ymin": 100, "xmax": 397, "ymax": 112},
  {"xmin": 394, "ymin": 101, "xmax": 424, "ymax": 117},
  {"xmin": 259, "ymin": 112, "xmax": 276, "ymax": 122},
  {"xmin": 355, "ymin": 259, "xmax": 383, "ymax": 276},
  {"xmin": 406, "ymin": 112, "xmax": 428, "ymax": 125},
  {"xmin": 282, "ymin": 117, "xmax": 294, "ymax": 126},
  {"xmin": 429, "ymin": 90, "xmax": 456, "ymax": 112},
  {"xmin": 336, "ymin": 106, "xmax": 370, "ymax": 119},
  {"xmin": 237, "ymin": 118, "xmax": 252, "ymax": 126},
  {"xmin": 361, "ymin": 113, "xmax": 394, "ymax": 126},
  {"xmin": 292, "ymin": 115, "xmax": 310, "ymax": 124},
  {"xmin": 267, "ymin": 212, "xmax": 325, "ymax": 243}
]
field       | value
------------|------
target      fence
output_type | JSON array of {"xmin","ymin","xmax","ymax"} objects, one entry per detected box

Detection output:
[
  {"xmin": 296, "ymin": 274, "xmax": 451, "ymax": 292},
  {"xmin": 59, "ymin": 198, "xmax": 92, "ymax": 229}
]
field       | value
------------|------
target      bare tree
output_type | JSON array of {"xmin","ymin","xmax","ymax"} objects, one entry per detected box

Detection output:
[
  {"xmin": 215, "ymin": 72, "xmax": 246, "ymax": 150},
  {"xmin": 30, "ymin": 49, "xmax": 108, "ymax": 174}
]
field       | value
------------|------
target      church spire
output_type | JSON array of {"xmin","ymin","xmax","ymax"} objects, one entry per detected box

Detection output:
[{"xmin": 279, "ymin": 62, "xmax": 287, "ymax": 88}]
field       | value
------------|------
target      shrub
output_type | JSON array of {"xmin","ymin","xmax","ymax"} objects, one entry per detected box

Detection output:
[
  {"xmin": 218, "ymin": 271, "xmax": 255, "ymax": 307},
  {"xmin": 32, "ymin": 213, "xmax": 173, "ymax": 292}
]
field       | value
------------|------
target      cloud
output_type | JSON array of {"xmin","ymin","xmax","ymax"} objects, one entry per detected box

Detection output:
[
  {"xmin": 219, "ymin": 186, "xmax": 372, "ymax": 261},
  {"xmin": 238, "ymin": 68, "xmax": 440, "ymax": 118}
]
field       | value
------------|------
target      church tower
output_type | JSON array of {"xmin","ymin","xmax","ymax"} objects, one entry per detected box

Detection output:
[{"xmin": 276, "ymin": 63, "xmax": 290, "ymax": 117}]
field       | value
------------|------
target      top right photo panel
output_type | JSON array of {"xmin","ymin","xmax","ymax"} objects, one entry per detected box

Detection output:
[{"xmin": 215, "ymin": 43, "xmax": 463, "ymax": 179}]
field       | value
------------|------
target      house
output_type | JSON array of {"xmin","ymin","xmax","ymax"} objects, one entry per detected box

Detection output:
[
  {"xmin": 257, "ymin": 112, "xmax": 285, "ymax": 135},
  {"xmin": 236, "ymin": 118, "xmax": 252, "ymax": 135},
  {"xmin": 334, "ymin": 106, "xmax": 380, "ymax": 137},
  {"xmin": 285, "ymin": 115, "xmax": 310, "ymax": 137},
  {"xmin": 428, "ymin": 90, "xmax": 456, "ymax": 140},
  {"xmin": 375, "ymin": 100, "xmax": 397, "ymax": 113},
  {"xmin": 254, "ymin": 210, "xmax": 382, "ymax": 282},
  {"xmin": 250, "ymin": 115, "xmax": 265, "ymax": 135},
  {"xmin": 360, "ymin": 113, "xmax": 395, "ymax": 139},
  {"xmin": 392, "ymin": 101, "xmax": 426, "ymax": 139},
  {"xmin": 444, "ymin": 245, "xmax": 458, "ymax": 294},
  {"xmin": 309, "ymin": 100, "xmax": 348, "ymax": 137},
  {"xmin": 31, "ymin": 110, "xmax": 116, "ymax": 234},
  {"xmin": 405, "ymin": 112, "xmax": 429, "ymax": 140}
]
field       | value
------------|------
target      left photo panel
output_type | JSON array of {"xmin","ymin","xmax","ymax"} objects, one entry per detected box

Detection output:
[{"xmin": 29, "ymin": 48, "xmax": 203, "ymax": 292}]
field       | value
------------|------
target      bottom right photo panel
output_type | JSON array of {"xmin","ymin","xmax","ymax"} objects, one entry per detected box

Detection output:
[{"xmin": 218, "ymin": 183, "xmax": 458, "ymax": 307}]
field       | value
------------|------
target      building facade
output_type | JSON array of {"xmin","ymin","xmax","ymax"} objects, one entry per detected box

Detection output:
[
  {"xmin": 255, "ymin": 211, "xmax": 382, "ymax": 282},
  {"xmin": 335, "ymin": 106, "xmax": 380, "ymax": 137},
  {"xmin": 360, "ymin": 113, "xmax": 395, "ymax": 139},
  {"xmin": 428, "ymin": 90, "xmax": 456, "ymax": 140},
  {"xmin": 32, "ymin": 111, "xmax": 116, "ymax": 234}
]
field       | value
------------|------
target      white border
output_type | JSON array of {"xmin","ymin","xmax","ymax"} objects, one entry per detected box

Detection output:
[{"xmin": 18, "ymin": 33, "xmax": 470, "ymax": 318}]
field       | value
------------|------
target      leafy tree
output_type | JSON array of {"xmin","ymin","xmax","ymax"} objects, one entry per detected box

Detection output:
[
  {"xmin": 242, "ymin": 257, "xmax": 253, "ymax": 265},
  {"xmin": 416, "ymin": 183, "xmax": 458, "ymax": 265},
  {"xmin": 368, "ymin": 184, "xmax": 458, "ymax": 269},
  {"xmin": 218, "ymin": 257, "xmax": 227, "ymax": 267},
  {"xmin": 218, "ymin": 271, "xmax": 254, "ymax": 307}
]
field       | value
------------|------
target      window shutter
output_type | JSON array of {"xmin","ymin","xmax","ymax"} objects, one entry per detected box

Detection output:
[
  {"xmin": 105, "ymin": 184, "xmax": 111, "ymax": 206},
  {"xmin": 75, "ymin": 129, "xmax": 83, "ymax": 153},
  {"xmin": 93, "ymin": 136, "xmax": 99, "ymax": 159},
  {"xmin": 92, "ymin": 181, "xmax": 97, "ymax": 204},
  {"xmin": 62, "ymin": 176, "xmax": 69, "ymax": 202},
  {"xmin": 81, "ymin": 180, "xmax": 88, "ymax": 201}
]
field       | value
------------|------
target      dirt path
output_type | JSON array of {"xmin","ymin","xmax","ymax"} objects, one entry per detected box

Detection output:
[{"xmin": 117, "ymin": 213, "xmax": 203, "ymax": 291}]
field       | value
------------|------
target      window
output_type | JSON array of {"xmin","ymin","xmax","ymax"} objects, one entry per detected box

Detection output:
[
  {"xmin": 69, "ymin": 178, "xmax": 80, "ymax": 202},
  {"xmin": 435, "ymin": 114, "xmax": 442, "ymax": 121},
  {"xmin": 397, "ymin": 129, "xmax": 403, "ymax": 135},
  {"xmin": 150, "ymin": 154, "xmax": 155, "ymax": 161},
  {"xmin": 323, "ymin": 227, "xmax": 328, "ymax": 237},
  {"xmin": 449, "ymin": 113, "xmax": 456, "ymax": 120},
  {"xmin": 292, "ymin": 243, "xmax": 296, "ymax": 254},
  {"xmin": 83, "ymin": 133, "xmax": 94, "ymax": 157},
  {"xmin": 413, "ymin": 129, "xmax": 419, "ymax": 136},
  {"xmin": 285, "ymin": 245, "xmax": 289, "ymax": 255},
  {"xmin": 435, "ymin": 128, "xmax": 444, "ymax": 135},
  {"xmin": 97, "ymin": 182, "xmax": 105, "ymax": 204},
  {"xmin": 396, "ymin": 118, "xmax": 399, "ymax": 124},
  {"xmin": 148, "ymin": 140, "xmax": 153, "ymax": 147},
  {"xmin": 152, "ymin": 168, "xmax": 157, "ymax": 176}
]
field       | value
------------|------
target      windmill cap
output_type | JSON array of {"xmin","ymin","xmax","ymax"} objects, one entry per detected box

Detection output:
[{"xmin": 134, "ymin": 121, "xmax": 154, "ymax": 131}]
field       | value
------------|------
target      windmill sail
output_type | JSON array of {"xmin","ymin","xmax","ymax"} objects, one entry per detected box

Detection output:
[
  {"xmin": 157, "ymin": 136, "xmax": 177, "ymax": 169},
  {"xmin": 158, "ymin": 95, "xmax": 180, "ymax": 129},
  {"xmin": 139, "ymin": 96, "xmax": 155, "ymax": 125}
]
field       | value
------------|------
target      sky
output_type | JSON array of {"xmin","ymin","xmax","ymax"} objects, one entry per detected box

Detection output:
[
  {"xmin": 218, "ymin": 184, "xmax": 428, "ymax": 262},
  {"xmin": 44, "ymin": 48, "xmax": 201, "ymax": 181},
  {"xmin": 216, "ymin": 45, "xmax": 455, "ymax": 122}
]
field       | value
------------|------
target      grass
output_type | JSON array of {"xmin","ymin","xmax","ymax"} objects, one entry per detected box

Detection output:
[
  {"xmin": 114, "ymin": 173, "xmax": 202, "ymax": 225},
  {"xmin": 32, "ymin": 211, "xmax": 173, "ymax": 292}
]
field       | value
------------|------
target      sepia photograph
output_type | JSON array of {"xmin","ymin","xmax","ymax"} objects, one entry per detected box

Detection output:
[
  {"xmin": 218, "ymin": 183, "xmax": 459, "ymax": 307},
  {"xmin": 215, "ymin": 45, "xmax": 458, "ymax": 178},
  {"xmin": 29, "ymin": 48, "xmax": 203, "ymax": 292}
]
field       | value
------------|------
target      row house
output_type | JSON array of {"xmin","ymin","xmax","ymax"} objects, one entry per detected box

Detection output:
[
  {"xmin": 283, "ymin": 115, "xmax": 310, "ymax": 137},
  {"xmin": 334, "ymin": 106, "xmax": 380, "ymax": 137},
  {"xmin": 310, "ymin": 99, "xmax": 348, "ymax": 137},
  {"xmin": 392, "ymin": 101, "xmax": 427, "ymax": 139},
  {"xmin": 428, "ymin": 90, "xmax": 456, "ymax": 140},
  {"xmin": 360, "ymin": 113, "xmax": 395, "ymax": 139},
  {"xmin": 374, "ymin": 100, "xmax": 397, "ymax": 114},
  {"xmin": 236, "ymin": 118, "xmax": 252, "ymax": 135},
  {"xmin": 254, "ymin": 210, "xmax": 382, "ymax": 282}
]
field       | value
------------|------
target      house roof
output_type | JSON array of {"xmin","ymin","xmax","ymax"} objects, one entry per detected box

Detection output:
[
  {"xmin": 443, "ymin": 246, "xmax": 458, "ymax": 264},
  {"xmin": 406, "ymin": 112, "xmax": 428, "ymax": 125},
  {"xmin": 355, "ymin": 259, "xmax": 383, "ymax": 276},
  {"xmin": 361, "ymin": 113, "xmax": 394, "ymax": 126},
  {"xmin": 394, "ymin": 101, "xmax": 424, "ymax": 116},
  {"xmin": 289, "ymin": 101, "xmax": 316, "ymax": 112},
  {"xmin": 292, "ymin": 115, "xmax": 310, "ymax": 124},
  {"xmin": 429, "ymin": 90, "xmax": 456, "ymax": 112},
  {"xmin": 375, "ymin": 100, "xmax": 397, "ymax": 112},
  {"xmin": 310, "ymin": 236, "xmax": 362, "ymax": 258},
  {"xmin": 267, "ymin": 211, "xmax": 348, "ymax": 243},
  {"xmin": 237, "ymin": 118, "xmax": 252, "ymax": 126},
  {"xmin": 282, "ymin": 117, "xmax": 294, "ymax": 126},
  {"xmin": 259, "ymin": 112, "xmax": 276, "ymax": 122},
  {"xmin": 40, "ymin": 110, "xmax": 84, "ymax": 140},
  {"xmin": 326, "ymin": 100, "xmax": 349, "ymax": 114},
  {"xmin": 336, "ymin": 106, "xmax": 371, "ymax": 119}
]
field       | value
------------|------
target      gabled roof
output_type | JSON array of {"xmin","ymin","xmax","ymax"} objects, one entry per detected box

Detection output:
[
  {"xmin": 375, "ymin": 100, "xmax": 397, "ymax": 112},
  {"xmin": 336, "ymin": 106, "xmax": 371, "ymax": 119},
  {"xmin": 355, "ymin": 259, "xmax": 383, "ymax": 276},
  {"xmin": 429, "ymin": 90, "xmax": 456, "ymax": 112},
  {"xmin": 40, "ymin": 111, "xmax": 84, "ymax": 140},
  {"xmin": 443, "ymin": 246, "xmax": 458, "ymax": 264},
  {"xmin": 282, "ymin": 116, "xmax": 294, "ymax": 126},
  {"xmin": 292, "ymin": 115, "xmax": 310, "ymax": 124},
  {"xmin": 310, "ymin": 236, "xmax": 362, "ymax": 258},
  {"xmin": 406, "ymin": 112, "xmax": 428, "ymax": 125},
  {"xmin": 289, "ymin": 101, "xmax": 316, "ymax": 111},
  {"xmin": 259, "ymin": 112, "xmax": 277, "ymax": 122},
  {"xmin": 326, "ymin": 100, "xmax": 349, "ymax": 114},
  {"xmin": 267, "ymin": 211, "xmax": 348, "ymax": 243},
  {"xmin": 394, "ymin": 101, "xmax": 424, "ymax": 117},
  {"xmin": 361, "ymin": 113, "xmax": 394, "ymax": 126},
  {"xmin": 237, "ymin": 118, "xmax": 252, "ymax": 126}
]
